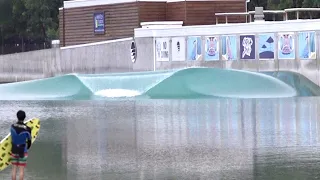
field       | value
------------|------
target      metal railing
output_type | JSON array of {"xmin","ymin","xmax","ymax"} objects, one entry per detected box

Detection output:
[
  {"xmin": 248, "ymin": 10, "xmax": 286, "ymax": 21},
  {"xmin": 215, "ymin": 12, "xmax": 249, "ymax": 24},
  {"xmin": 0, "ymin": 43, "xmax": 50, "ymax": 55},
  {"xmin": 215, "ymin": 8, "xmax": 320, "ymax": 24},
  {"xmin": 284, "ymin": 8, "xmax": 320, "ymax": 20}
]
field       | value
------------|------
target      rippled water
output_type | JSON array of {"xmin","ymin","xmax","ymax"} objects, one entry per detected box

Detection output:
[{"xmin": 0, "ymin": 98, "xmax": 320, "ymax": 179}]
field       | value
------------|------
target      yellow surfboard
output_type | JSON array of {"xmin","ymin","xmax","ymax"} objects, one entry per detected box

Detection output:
[{"xmin": 0, "ymin": 118, "xmax": 40, "ymax": 171}]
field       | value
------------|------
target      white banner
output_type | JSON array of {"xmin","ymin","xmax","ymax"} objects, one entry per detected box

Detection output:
[
  {"xmin": 171, "ymin": 37, "xmax": 186, "ymax": 61},
  {"xmin": 155, "ymin": 38, "xmax": 170, "ymax": 61}
]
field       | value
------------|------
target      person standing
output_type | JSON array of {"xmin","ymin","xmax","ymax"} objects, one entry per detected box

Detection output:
[{"xmin": 10, "ymin": 110, "xmax": 32, "ymax": 180}]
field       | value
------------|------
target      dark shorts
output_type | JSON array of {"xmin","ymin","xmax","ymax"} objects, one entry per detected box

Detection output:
[{"xmin": 10, "ymin": 153, "xmax": 28, "ymax": 166}]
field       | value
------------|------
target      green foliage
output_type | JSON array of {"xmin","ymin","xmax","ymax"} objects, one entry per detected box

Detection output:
[
  {"xmin": 267, "ymin": 0, "xmax": 280, "ymax": 10},
  {"xmin": 248, "ymin": 0, "xmax": 320, "ymax": 20},
  {"xmin": 249, "ymin": 0, "xmax": 320, "ymax": 10},
  {"xmin": 302, "ymin": 0, "xmax": 319, "ymax": 7},
  {"xmin": 278, "ymin": 0, "xmax": 293, "ymax": 9},
  {"xmin": 0, "ymin": 0, "xmax": 63, "ymax": 45},
  {"xmin": 0, "ymin": 0, "xmax": 12, "ymax": 25}
]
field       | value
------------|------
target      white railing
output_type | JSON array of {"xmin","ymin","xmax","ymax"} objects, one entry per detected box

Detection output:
[
  {"xmin": 284, "ymin": 8, "xmax": 320, "ymax": 20},
  {"xmin": 215, "ymin": 8, "xmax": 320, "ymax": 24}
]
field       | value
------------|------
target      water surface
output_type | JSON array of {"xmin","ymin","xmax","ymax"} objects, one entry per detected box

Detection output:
[
  {"xmin": 0, "ymin": 98, "xmax": 319, "ymax": 179},
  {"xmin": 0, "ymin": 68, "xmax": 319, "ymax": 100}
]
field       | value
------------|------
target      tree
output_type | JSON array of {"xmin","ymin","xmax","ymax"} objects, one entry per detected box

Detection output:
[
  {"xmin": 0, "ymin": 0, "xmax": 12, "ymax": 25},
  {"xmin": 23, "ymin": 0, "xmax": 53, "ymax": 40},
  {"xmin": 251, "ymin": 0, "xmax": 320, "ymax": 20},
  {"xmin": 0, "ymin": 0, "xmax": 13, "ymax": 54},
  {"xmin": 0, "ymin": 0, "xmax": 64, "ymax": 54},
  {"xmin": 248, "ymin": 0, "xmax": 269, "ymax": 11}
]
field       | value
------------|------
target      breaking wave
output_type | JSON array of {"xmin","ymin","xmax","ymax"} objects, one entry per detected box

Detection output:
[{"xmin": 0, "ymin": 67, "xmax": 318, "ymax": 100}]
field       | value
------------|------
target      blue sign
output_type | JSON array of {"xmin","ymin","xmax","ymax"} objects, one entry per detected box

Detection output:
[{"xmin": 94, "ymin": 12, "xmax": 105, "ymax": 34}]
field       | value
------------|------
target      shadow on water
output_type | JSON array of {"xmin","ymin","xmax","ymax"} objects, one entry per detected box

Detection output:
[{"xmin": 0, "ymin": 98, "xmax": 319, "ymax": 179}]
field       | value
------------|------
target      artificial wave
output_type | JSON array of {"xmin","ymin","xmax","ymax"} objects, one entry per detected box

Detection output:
[{"xmin": 0, "ymin": 67, "xmax": 319, "ymax": 100}]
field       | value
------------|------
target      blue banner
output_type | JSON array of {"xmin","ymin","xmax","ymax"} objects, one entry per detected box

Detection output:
[{"xmin": 94, "ymin": 12, "xmax": 105, "ymax": 34}]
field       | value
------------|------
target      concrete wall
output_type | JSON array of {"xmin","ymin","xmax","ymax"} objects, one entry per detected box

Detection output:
[
  {"xmin": 0, "ymin": 38, "xmax": 134, "ymax": 82},
  {"xmin": 1, "ymin": 19, "xmax": 320, "ymax": 86},
  {"xmin": 59, "ymin": 38, "xmax": 134, "ymax": 75},
  {"xmin": 134, "ymin": 19, "xmax": 320, "ymax": 86},
  {"xmin": 132, "ymin": 37, "xmax": 154, "ymax": 71},
  {"xmin": 0, "ymin": 49, "xmax": 54, "ymax": 82},
  {"xmin": 145, "ymin": 34, "xmax": 320, "ymax": 86}
]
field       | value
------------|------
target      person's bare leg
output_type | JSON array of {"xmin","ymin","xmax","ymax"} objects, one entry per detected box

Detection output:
[
  {"xmin": 11, "ymin": 165, "xmax": 17, "ymax": 180},
  {"xmin": 18, "ymin": 166, "xmax": 25, "ymax": 180}
]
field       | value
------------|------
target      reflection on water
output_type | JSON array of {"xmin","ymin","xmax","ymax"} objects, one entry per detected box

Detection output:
[{"xmin": 0, "ymin": 98, "xmax": 319, "ymax": 179}]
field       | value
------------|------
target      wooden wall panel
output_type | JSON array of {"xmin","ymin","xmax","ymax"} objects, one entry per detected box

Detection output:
[
  {"xmin": 166, "ymin": 2, "xmax": 186, "ymax": 23},
  {"xmin": 58, "ymin": 9, "xmax": 64, "ymax": 46},
  {"xmin": 138, "ymin": 2, "xmax": 167, "ymax": 25},
  {"xmin": 58, "ymin": 1, "xmax": 247, "ymax": 47},
  {"xmin": 213, "ymin": 1, "xmax": 247, "ymax": 24},
  {"xmin": 185, "ymin": 1, "xmax": 246, "ymax": 25},
  {"xmin": 60, "ymin": 2, "xmax": 139, "ymax": 46},
  {"xmin": 185, "ymin": 2, "xmax": 216, "ymax": 25}
]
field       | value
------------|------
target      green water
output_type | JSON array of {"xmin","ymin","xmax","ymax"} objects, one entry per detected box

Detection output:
[
  {"xmin": 0, "ymin": 99, "xmax": 320, "ymax": 179},
  {"xmin": 0, "ymin": 68, "xmax": 319, "ymax": 179},
  {"xmin": 0, "ymin": 68, "xmax": 319, "ymax": 100}
]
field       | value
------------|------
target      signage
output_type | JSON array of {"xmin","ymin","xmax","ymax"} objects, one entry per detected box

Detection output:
[{"xmin": 94, "ymin": 12, "xmax": 105, "ymax": 34}]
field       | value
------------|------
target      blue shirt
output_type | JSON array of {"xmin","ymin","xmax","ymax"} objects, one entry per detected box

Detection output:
[{"xmin": 11, "ymin": 122, "xmax": 31, "ymax": 153}]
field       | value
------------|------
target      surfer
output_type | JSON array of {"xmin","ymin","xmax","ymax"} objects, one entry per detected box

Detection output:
[{"xmin": 10, "ymin": 110, "xmax": 32, "ymax": 180}]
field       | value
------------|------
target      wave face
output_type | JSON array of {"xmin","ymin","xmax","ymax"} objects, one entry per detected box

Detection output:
[
  {"xmin": 0, "ymin": 74, "xmax": 93, "ymax": 100},
  {"xmin": 0, "ymin": 67, "xmax": 317, "ymax": 100},
  {"xmin": 261, "ymin": 71, "xmax": 320, "ymax": 96}
]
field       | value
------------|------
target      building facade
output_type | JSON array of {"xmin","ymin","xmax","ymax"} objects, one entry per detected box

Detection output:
[{"xmin": 59, "ymin": 0, "xmax": 246, "ymax": 46}]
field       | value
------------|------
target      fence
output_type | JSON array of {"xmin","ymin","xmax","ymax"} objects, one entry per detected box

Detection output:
[
  {"xmin": 0, "ymin": 43, "xmax": 51, "ymax": 55},
  {"xmin": 215, "ymin": 8, "xmax": 320, "ymax": 24}
]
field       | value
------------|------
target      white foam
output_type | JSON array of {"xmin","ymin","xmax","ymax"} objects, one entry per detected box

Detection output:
[{"xmin": 94, "ymin": 89, "xmax": 141, "ymax": 98}]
